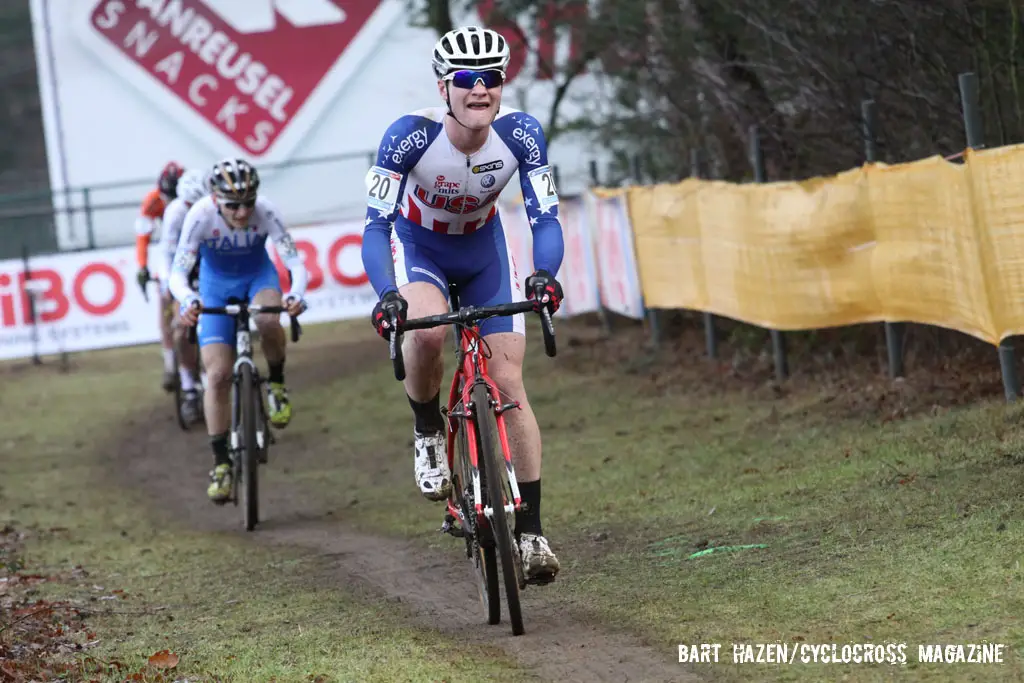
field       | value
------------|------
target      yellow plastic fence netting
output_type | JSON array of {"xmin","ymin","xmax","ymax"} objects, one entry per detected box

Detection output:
[{"xmin": 621, "ymin": 145, "xmax": 1024, "ymax": 344}]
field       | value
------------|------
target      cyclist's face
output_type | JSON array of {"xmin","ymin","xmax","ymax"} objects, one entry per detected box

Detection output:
[
  {"xmin": 440, "ymin": 74, "xmax": 501, "ymax": 129},
  {"xmin": 217, "ymin": 198, "xmax": 255, "ymax": 228}
]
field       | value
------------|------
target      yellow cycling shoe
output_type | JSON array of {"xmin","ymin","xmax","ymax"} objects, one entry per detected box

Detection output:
[
  {"xmin": 207, "ymin": 463, "xmax": 232, "ymax": 504},
  {"xmin": 267, "ymin": 382, "xmax": 291, "ymax": 428}
]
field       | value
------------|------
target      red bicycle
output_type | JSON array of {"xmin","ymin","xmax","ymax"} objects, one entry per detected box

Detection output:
[{"xmin": 388, "ymin": 282, "xmax": 556, "ymax": 636}]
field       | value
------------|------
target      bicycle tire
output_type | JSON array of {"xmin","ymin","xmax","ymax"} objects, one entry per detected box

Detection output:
[
  {"xmin": 471, "ymin": 382, "xmax": 524, "ymax": 636},
  {"xmin": 240, "ymin": 364, "xmax": 259, "ymax": 531},
  {"xmin": 453, "ymin": 389, "xmax": 500, "ymax": 625}
]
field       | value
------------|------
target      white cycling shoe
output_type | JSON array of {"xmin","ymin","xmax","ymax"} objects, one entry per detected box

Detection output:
[
  {"xmin": 518, "ymin": 533, "xmax": 560, "ymax": 583},
  {"xmin": 414, "ymin": 430, "xmax": 452, "ymax": 501}
]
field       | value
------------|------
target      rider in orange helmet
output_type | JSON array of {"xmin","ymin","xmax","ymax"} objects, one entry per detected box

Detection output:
[{"xmin": 136, "ymin": 161, "xmax": 183, "ymax": 391}]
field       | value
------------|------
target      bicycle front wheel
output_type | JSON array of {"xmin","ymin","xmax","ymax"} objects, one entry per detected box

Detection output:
[
  {"xmin": 454, "ymin": 400, "xmax": 500, "ymax": 625},
  {"xmin": 471, "ymin": 383, "xmax": 524, "ymax": 636},
  {"xmin": 239, "ymin": 364, "xmax": 259, "ymax": 531}
]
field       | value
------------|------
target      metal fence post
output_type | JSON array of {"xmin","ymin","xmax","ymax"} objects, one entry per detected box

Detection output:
[
  {"xmin": 862, "ymin": 100, "xmax": 905, "ymax": 378},
  {"xmin": 749, "ymin": 125, "xmax": 788, "ymax": 381},
  {"xmin": 960, "ymin": 71, "xmax": 1018, "ymax": 402},
  {"xmin": 587, "ymin": 160, "xmax": 613, "ymax": 337},
  {"xmin": 693, "ymin": 148, "xmax": 717, "ymax": 360},
  {"xmin": 83, "ymin": 187, "xmax": 96, "ymax": 250},
  {"xmin": 631, "ymin": 154, "xmax": 660, "ymax": 348}
]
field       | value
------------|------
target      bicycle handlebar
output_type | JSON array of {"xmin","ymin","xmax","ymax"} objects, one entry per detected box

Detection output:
[
  {"xmin": 186, "ymin": 302, "xmax": 302, "ymax": 345},
  {"xmin": 388, "ymin": 285, "xmax": 556, "ymax": 382}
]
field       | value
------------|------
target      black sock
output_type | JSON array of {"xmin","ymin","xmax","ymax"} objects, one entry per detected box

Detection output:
[
  {"xmin": 515, "ymin": 479, "xmax": 542, "ymax": 538},
  {"xmin": 408, "ymin": 392, "xmax": 444, "ymax": 434},
  {"xmin": 268, "ymin": 360, "xmax": 284, "ymax": 384},
  {"xmin": 210, "ymin": 432, "xmax": 230, "ymax": 467}
]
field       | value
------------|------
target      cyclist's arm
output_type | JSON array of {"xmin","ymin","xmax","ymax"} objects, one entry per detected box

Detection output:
[
  {"xmin": 360, "ymin": 116, "xmax": 430, "ymax": 298},
  {"xmin": 168, "ymin": 207, "xmax": 203, "ymax": 304},
  {"xmin": 135, "ymin": 190, "xmax": 164, "ymax": 270},
  {"xmin": 262, "ymin": 199, "xmax": 308, "ymax": 299},
  {"xmin": 499, "ymin": 112, "xmax": 565, "ymax": 275}
]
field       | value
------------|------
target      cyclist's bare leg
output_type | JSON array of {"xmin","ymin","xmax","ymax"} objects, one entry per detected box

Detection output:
[
  {"xmin": 485, "ymin": 328, "xmax": 559, "ymax": 581},
  {"xmin": 172, "ymin": 316, "xmax": 199, "ymax": 381},
  {"xmin": 201, "ymin": 343, "xmax": 234, "ymax": 436},
  {"xmin": 483, "ymin": 332, "xmax": 540, "ymax": 479},
  {"xmin": 251, "ymin": 288, "xmax": 291, "ymax": 427},
  {"xmin": 399, "ymin": 281, "xmax": 452, "ymax": 500},
  {"xmin": 201, "ymin": 342, "xmax": 234, "ymax": 501},
  {"xmin": 158, "ymin": 291, "xmax": 175, "ymax": 390},
  {"xmin": 399, "ymin": 282, "xmax": 449, "ymax": 401},
  {"xmin": 171, "ymin": 313, "xmax": 202, "ymax": 422}
]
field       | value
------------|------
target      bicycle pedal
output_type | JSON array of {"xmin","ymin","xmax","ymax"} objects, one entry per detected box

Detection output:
[
  {"xmin": 440, "ymin": 515, "xmax": 465, "ymax": 537},
  {"xmin": 524, "ymin": 573, "xmax": 557, "ymax": 587}
]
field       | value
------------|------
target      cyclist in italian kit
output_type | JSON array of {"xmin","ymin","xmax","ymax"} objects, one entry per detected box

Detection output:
[
  {"xmin": 170, "ymin": 158, "xmax": 307, "ymax": 504},
  {"xmin": 361, "ymin": 26, "xmax": 565, "ymax": 583},
  {"xmin": 157, "ymin": 167, "xmax": 208, "ymax": 423}
]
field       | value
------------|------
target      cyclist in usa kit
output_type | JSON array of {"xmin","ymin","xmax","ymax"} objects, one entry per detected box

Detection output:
[
  {"xmin": 171, "ymin": 158, "xmax": 308, "ymax": 504},
  {"xmin": 361, "ymin": 26, "xmax": 565, "ymax": 582}
]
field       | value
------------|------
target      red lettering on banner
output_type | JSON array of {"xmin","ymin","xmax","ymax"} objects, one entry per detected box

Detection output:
[
  {"xmin": 87, "ymin": 0, "xmax": 381, "ymax": 156},
  {"xmin": 272, "ymin": 239, "xmax": 322, "ymax": 291},
  {"xmin": 298, "ymin": 241, "xmax": 323, "ymax": 290},
  {"xmin": 73, "ymin": 263, "xmax": 124, "ymax": 316},
  {"xmin": 270, "ymin": 234, "xmax": 369, "ymax": 290},
  {"xmin": 30, "ymin": 269, "xmax": 70, "ymax": 323},
  {"xmin": 0, "ymin": 261, "xmax": 127, "ymax": 326},
  {"xmin": 0, "ymin": 274, "xmax": 15, "ymax": 327},
  {"xmin": 327, "ymin": 234, "xmax": 368, "ymax": 287}
]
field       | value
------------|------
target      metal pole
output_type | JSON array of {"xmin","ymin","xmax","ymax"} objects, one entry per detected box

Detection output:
[
  {"xmin": 693, "ymin": 148, "xmax": 717, "ymax": 359},
  {"xmin": 863, "ymin": 99, "xmax": 905, "ymax": 378},
  {"xmin": 749, "ymin": 125, "xmax": 788, "ymax": 381},
  {"xmin": 960, "ymin": 72, "xmax": 1018, "ymax": 402}
]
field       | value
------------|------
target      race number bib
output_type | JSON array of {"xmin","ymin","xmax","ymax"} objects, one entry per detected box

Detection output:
[
  {"xmin": 527, "ymin": 165, "xmax": 559, "ymax": 209},
  {"xmin": 365, "ymin": 166, "xmax": 403, "ymax": 214}
]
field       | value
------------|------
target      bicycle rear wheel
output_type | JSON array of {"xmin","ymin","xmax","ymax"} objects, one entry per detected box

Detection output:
[
  {"xmin": 471, "ymin": 382, "xmax": 524, "ymax": 636},
  {"xmin": 453, "ymin": 393, "xmax": 500, "ymax": 625},
  {"xmin": 239, "ymin": 364, "xmax": 259, "ymax": 531}
]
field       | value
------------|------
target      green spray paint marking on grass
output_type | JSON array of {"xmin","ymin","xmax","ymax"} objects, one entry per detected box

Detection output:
[{"xmin": 688, "ymin": 544, "xmax": 768, "ymax": 559}]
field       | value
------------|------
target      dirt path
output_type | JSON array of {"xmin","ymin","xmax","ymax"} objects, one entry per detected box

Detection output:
[{"xmin": 111, "ymin": 338, "xmax": 695, "ymax": 683}]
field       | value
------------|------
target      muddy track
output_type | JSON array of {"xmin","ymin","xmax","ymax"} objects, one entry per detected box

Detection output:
[{"xmin": 111, "ymin": 337, "xmax": 695, "ymax": 683}]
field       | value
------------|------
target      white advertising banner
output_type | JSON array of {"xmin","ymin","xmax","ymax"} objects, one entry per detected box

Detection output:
[
  {"xmin": 0, "ymin": 218, "xmax": 375, "ymax": 361},
  {"xmin": 499, "ymin": 196, "xmax": 601, "ymax": 318},
  {"xmin": 587, "ymin": 192, "xmax": 645, "ymax": 319},
  {"xmin": 29, "ymin": 0, "xmax": 612, "ymax": 250}
]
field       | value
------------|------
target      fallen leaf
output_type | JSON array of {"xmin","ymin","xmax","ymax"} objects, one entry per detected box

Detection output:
[{"xmin": 148, "ymin": 649, "xmax": 179, "ymax": 669}]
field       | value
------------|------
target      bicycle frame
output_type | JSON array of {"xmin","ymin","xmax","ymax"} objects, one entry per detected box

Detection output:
[
  {"xmin": 188, "ymin": 303, "xmax": 301, "ymax": 443},
  {"xmin": 444, "ymin": 324, "xmax": 523, "ymax": 532}
]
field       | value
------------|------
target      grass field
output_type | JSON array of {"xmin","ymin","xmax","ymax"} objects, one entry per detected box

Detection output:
[
  {"xmin": 0, "ymin": 338, "xmax": 530, "ymax": 682},
  {"xmin": 3, "ymin": 317, "xmax": 1024, "ymax": 681},
  {"xmin": 296, "ymin": 319, "xmax": 1024, "ymax": 681}
]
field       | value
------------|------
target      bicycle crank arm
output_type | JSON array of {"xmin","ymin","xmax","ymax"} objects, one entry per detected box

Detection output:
[{"xmin": 440, "ymin": 513, "xmax": 466, "ymax": 538}]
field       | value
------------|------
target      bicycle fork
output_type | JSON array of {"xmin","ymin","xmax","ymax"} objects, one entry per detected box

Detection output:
[{"xmin": 440, "ymin": 385, "xmax": 522, "ymax": 540}]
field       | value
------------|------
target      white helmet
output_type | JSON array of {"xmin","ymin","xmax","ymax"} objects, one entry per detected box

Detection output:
[
  {"xmin": 176, "ymin": 169, "xmax": 208, "ymax": 205},
  {"xmin": 432, "ymin": 26, "xmax": 510, "ymax": 79}
]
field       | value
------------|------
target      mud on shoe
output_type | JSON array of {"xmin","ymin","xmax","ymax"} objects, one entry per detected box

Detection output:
[
  {"xmin": 413, "ymin": 430, "xmax": 452, "ymax": 501},
  {"xmin": 207, "ymin": 463, "xmax": 232, "ymax": 505},
  {"xmin": 518, "ymin": 533, "xmax": 560, "ymax": 584},
  {"xmin": 267, "ymin": 382, "xmax": 292, "ymax": 428}
]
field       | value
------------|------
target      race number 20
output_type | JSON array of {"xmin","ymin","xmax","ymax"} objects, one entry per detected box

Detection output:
[{"xmin": 365, "ymin": 166, "xmax": 403, "ymax": 214}]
